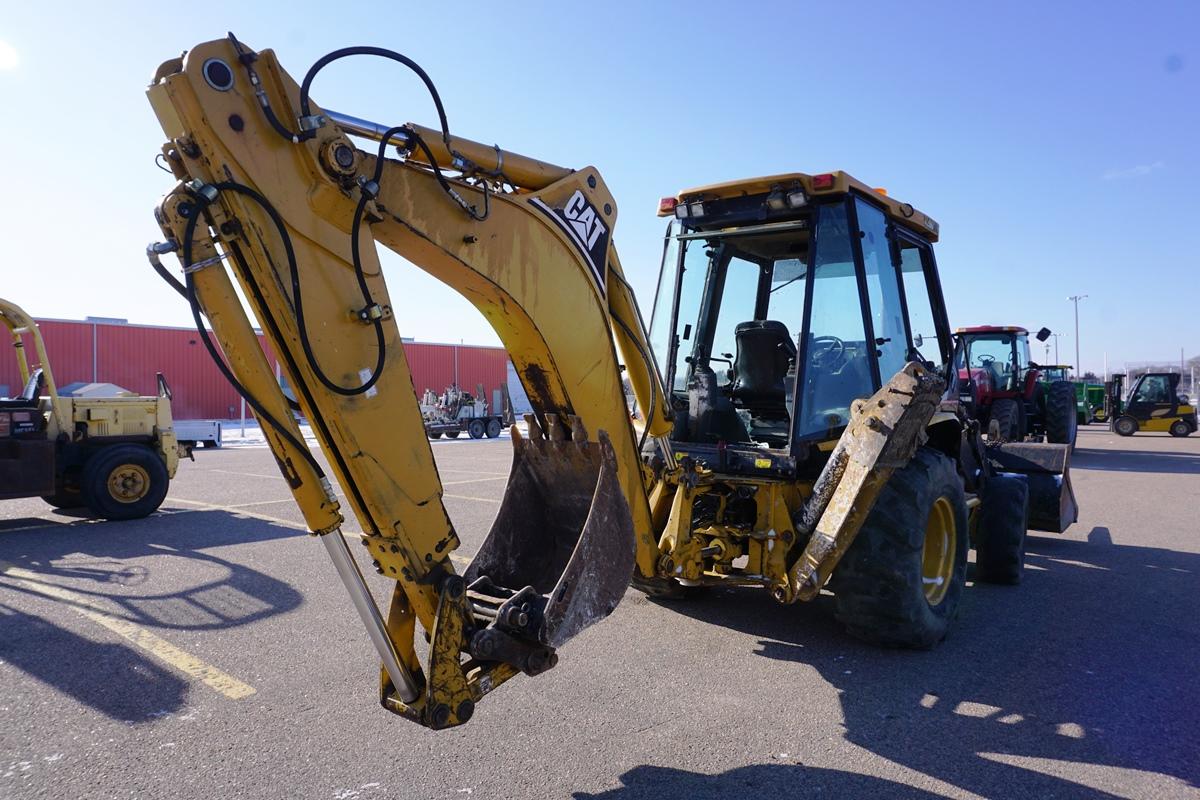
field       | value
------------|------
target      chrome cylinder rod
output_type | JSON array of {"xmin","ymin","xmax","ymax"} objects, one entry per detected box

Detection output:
[
  {"xmin": 321, "ymin": 530, "xmax": 419, "ymax": 703},
  {"xmin": 325, "ymin": 109, "xmax": 411, "ymax": 147}
]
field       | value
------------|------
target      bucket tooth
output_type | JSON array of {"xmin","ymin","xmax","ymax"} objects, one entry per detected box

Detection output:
[
  {"xmin": 544, "ymin": 413, "xmax": 566, "ymax": 441},
  {"xmin": 525, "ymin": 413, "xmax": 543, "ymax": 439},
  {"xmin": 570, "ymin": 415, "xmax": 588, "ymax": 444}
]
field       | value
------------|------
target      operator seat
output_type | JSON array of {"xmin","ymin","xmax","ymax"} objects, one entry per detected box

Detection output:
[
  {"xmin": 730, "ymin": 321, "xmax": 796, "ymax": 413},
  {"xmin": 0, "ymin": 368, "xmax": 43, "ymax": 409}
]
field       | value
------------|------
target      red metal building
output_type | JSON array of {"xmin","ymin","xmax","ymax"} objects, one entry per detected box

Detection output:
[{"xmin": 0, "ymin": 316, "xmax": 509, "ymax": 420}]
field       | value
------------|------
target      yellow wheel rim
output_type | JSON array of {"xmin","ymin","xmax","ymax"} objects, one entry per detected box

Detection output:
[
  {"xmin": 921, "ymin": 496, "xmax": 957, "ymax": 606},
  {"xmin": 107, "ymin": 464, "xmax": 151, "ymax": 504}
]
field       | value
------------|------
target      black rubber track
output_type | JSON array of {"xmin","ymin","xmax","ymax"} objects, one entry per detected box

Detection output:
[
  {"xmin": 830, "ymin": 446, "xmax": 969, "ymax": 649},
  {"xmin": 973, "ymin": 474, "xmax": 1030, "ymax": 585}
]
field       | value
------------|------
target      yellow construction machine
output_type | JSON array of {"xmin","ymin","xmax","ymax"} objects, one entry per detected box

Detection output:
[
  {"xmin": 145, "ymin": 36, "xmax": 1077, "ymax": 730},
  {"xmin": 0, "ymin": 298, "xmax": 181, "ymax": 518}
]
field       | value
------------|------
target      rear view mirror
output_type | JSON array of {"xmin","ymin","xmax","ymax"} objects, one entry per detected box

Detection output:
[
  {"xmin": 914, "ymin": 333, "xmax": 924, "ymax": 348},
  {"xmin": 1036, "ymin": 327, "xmax": 1052, "ymax": 342}
]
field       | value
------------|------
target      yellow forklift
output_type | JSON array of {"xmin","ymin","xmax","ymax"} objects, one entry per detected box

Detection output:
[
  {"xmin": 1107, "ymin": 372, "xmax": 1196, "ymax": 437},
  {"xmin": 0, "ymin": 298, "xmax": 182, "ymax": 518}
]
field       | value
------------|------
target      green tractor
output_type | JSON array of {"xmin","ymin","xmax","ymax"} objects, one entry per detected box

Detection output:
[{"xmin": 1037, "ymin": 365, "xmax": 1104, "ymax": 425}]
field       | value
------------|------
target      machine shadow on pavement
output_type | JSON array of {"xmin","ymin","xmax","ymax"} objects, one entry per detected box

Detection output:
[
  {"xmin": 627, "ymin": 528, "xmax": 1199, "ymax": 799},
  {"xmin": 1070, "ymin": 447, "xmax": 1200, "ymax": 475},
  {"xmin": 573, "ymin": 763, "xmax": 950, "ymax": 799},
  {"xmin": 0, "ymin": 602, "xmax": 189, "ymax": 723},
  {"xmin": 0, "ymin": 509, "xmax": 305, "ymax": 721}
]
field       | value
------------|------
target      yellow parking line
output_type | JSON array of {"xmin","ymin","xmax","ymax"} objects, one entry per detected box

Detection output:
[
  {"xmin": 443, "ymin": 493, "xmax": 501, "ymax": 504},
  {"xmin": 441, "ymin": 476, "xmax": 508, "ymax": 486},
  {"xmin": 0, "ymin": 562, "xmax": 256, "ymax": 700}
]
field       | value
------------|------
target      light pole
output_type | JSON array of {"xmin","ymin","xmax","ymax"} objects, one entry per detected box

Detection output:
[
  {"xmin": 1068, "ymin": 294, "xmax": 1088, "ymax": 374},
  {"xmin": 1050, "ymin": 333, "xmax": 1065, "ymax": 364}
]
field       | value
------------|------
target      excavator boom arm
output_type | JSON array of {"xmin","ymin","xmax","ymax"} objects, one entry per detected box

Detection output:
[{"xmin": 146, "ymin": 36, "xmax": 669, "ymax": 728}]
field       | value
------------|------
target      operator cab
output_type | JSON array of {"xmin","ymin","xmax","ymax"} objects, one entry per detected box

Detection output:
[
  {"xmin": 647, "ymin": 172, "xmax": 952, "ymax": 477},
  {"xmin": 955, "ymin": 327, "xmax": 1033, "ymax": 394}
]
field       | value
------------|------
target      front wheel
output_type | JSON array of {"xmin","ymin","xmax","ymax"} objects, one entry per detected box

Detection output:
[
  {"xmin": 1114, "ymin": 416, "xmax": 1138, "ymax": 437},
  {"xmin": 989, "ymin": 399, "xmax": 1022, "ymax": 442},
  {"xmin": 831, "ymin": 447, "xmax": 969, "ymax": 649},
  {"xmin": 81, "ymin": 445, "xmax": 170, "ymax": 520},
  {"xmin": 1169, "ymin": 419, "xmax": 1192, "ymax": 438}
]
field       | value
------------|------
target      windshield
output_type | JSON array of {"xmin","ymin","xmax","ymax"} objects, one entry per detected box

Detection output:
[
  {"xmin": 1042, "ymin": 367, "xmax": 1069, "ymax": 382},
  {"xmin": 964, "ymin": 334, "xmax": 1024, "ymax": 392}
]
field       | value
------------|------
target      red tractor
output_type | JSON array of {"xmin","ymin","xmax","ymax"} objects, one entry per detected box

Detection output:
[{"xmin": 955, "ymin": 326, "xmax": 1077, "ymax": 447}]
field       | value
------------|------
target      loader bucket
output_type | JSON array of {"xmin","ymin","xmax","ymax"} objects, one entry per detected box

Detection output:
[
  {"xmin": 988, "ymin": 442, "xmax": 1079, "ymax": 533},
  {"xmin": 464, "ymin": 416, "xmax": 636, "ymax": 649}
]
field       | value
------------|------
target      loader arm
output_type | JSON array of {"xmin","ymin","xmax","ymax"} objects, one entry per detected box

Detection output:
[{"xmin": 146, "ymin": 36, "xmax": 671, "ymax": 728}]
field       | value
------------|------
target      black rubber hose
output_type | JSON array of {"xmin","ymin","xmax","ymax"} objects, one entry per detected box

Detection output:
[
  {"xmin": 298, "ymin": 47, "xmax": 453, "ymax": 146},
  {"xmin": 180, "ymin": 213, "xmax": 326, "ymax": 479},
  {"xmin": 203, "ymin": 180, "xmax": 387, "ymax": 397}
]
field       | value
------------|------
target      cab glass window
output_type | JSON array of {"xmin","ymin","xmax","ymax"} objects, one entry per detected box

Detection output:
[
  {"xmin": 795, "ymin": 203, "xmax": 873, "ymax": 438},
  {"xmin": 1133, "ymin": 375, "xmax": 1170, "ymax": 404},
  {"xmin": 856, "ymin": 200, "xmax": 908, "ymax": 382},
  {"xmin": 708, "ymin": 255, "xmax": 762, "ymax": 379},
  {"xmin": 898, "ymin": 240, "xmax": 940, "ymax": 365},
  {"xmin": 647, "ymin": 221, "xmax": 681, "ymax": 387},
  {"xmin": 668, "ymin": 238, "xmax": 712, "ymax": 392}
]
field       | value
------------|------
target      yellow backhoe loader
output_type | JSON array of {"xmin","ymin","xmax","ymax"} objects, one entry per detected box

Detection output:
[
  {"xmin": 0, "ymin": 298, "xmax": 180, "ymax": 518},
  {"xmin": 144, "ymin": 36, "xmax": 1077, "ymax": 730}
]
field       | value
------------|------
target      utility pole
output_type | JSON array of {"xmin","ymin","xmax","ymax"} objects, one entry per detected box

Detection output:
[
  {"xmin": 1068, "ymin": 294, "xmax": 1088, "ymax": 374},
  {"xmin": 1050, "ymin": 333, "xmax": 1065, "ymax": 364}
]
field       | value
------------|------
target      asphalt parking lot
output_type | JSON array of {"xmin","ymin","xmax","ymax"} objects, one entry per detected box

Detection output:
[{"xmin": 2, "ymin": 425, "xmax": 1198, "ymax": 799}]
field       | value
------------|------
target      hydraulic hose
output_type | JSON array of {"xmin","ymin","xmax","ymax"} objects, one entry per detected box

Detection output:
[{"xmin": 178, "ymin": 212, "xmax": 327, "ymax": 480}]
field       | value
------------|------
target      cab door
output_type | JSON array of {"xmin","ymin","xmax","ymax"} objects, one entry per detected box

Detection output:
[{"xmin": 1126, "ymin": 374, "xmax": 1179, "ymax": 431}]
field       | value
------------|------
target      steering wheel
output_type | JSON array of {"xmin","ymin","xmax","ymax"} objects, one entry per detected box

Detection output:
[
  {"xmin": 975, "ymin": 354, "xmax": 996, "ymax": 367},
  {"xmin": 810, "ymin": 336, "xmax": 846, "ymax": 369}
]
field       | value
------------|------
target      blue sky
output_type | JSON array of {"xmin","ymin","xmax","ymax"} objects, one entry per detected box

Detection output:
[{"xmin": 1, "ymin": 2, "xmax": 1195, "ymax": 375}]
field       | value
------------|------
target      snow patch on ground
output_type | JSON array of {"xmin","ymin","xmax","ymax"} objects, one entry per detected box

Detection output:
[{"xmin": 214, "ymin": 420, "xmax": 520, "ymax": 450}]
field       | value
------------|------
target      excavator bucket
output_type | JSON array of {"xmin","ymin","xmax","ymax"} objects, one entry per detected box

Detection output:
[
  {"xmin": 988, "ymin": 442, "xmax": 1079, "ymax": 533},
  {"xmin": 464, "ymin": 415, "xmax": 636, "ymax": 649}
]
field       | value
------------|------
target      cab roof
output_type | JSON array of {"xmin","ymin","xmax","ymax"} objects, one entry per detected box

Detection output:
[
  {"xmin": 668, "ymin": 171, "xmax": 940, "ymax": 241},
  {"xmin": 956, "ymin": 325, "xmax": 1029, "ymax": 335}
]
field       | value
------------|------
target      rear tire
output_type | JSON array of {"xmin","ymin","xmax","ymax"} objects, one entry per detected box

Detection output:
[
  {"xmin": 973, "ymin": 475, "xmax": 1030, "ymax": 585},
  {"xmin": 1045, "ymin": 381, "xmax": 1078, "ymax": 448},
  {"xmin": 1114, "ymin": 416, "xmax": 1138, "ymax": 437},
  {"xmin": 1169, "ymin": 419, "xmax": 1191, "ymax": 438},
  {"xmin": 486, "ymin": 418, "xmax": 502, "ymax": 439},
  {"xmin": 468, "ymin": 419, "xmax": 486, "ymax": 439},
  {"xmin": 831, "ymin": 447, "xmax": 969, "ymax": 649},
  {"xmin": 81, "ymin": 444, "xmax": 170, "ymax": 521},
  {"xmin": 989, "ymin": 399, "xmax": 1021, "ymax": 442}
]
